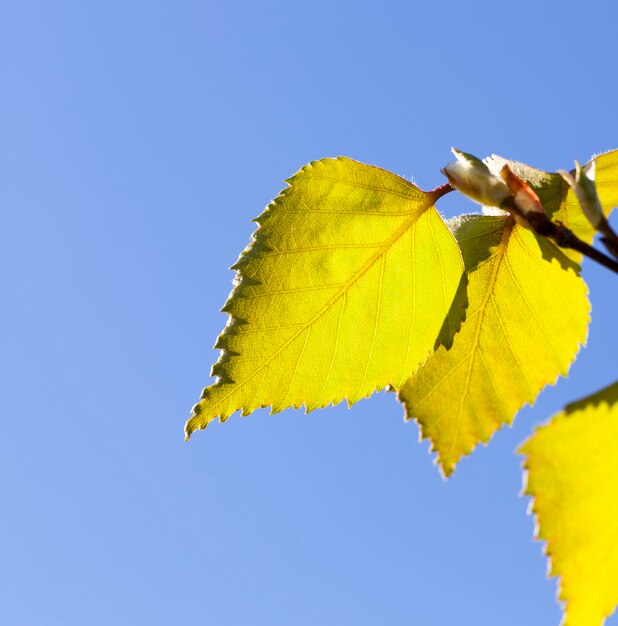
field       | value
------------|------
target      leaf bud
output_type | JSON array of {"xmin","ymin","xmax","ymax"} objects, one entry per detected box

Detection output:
[
  {"xmin": 558, "ymin": 161, "xmax": 605, "ymax": 230},
  {"xmin": 442, "ymin": 149, "xmax": 510, "ymax": 207},
  {"xmin": 500, "ymin": 165, "xmax": 547, "ymax": 216}
]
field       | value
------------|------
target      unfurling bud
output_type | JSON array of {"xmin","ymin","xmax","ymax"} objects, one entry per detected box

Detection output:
[
  {"xmin": 442, "ymin": 149, "xmax": 510, "ymax": 207},
  {"xmin": 500, "ymin": 165, "xmax": 546, "ymax": 216},
  {"xmin": 558, "ymin": 161, "xmax": 605, "ymax": 230}
]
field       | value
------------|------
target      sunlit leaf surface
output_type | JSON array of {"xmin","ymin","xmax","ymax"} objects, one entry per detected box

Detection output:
[
  {"xmin": 186, "ymin": 158, "xmax": 463, "ymax": 437},
  {"xmin": 398, "ymin": 214, "xmax": 590, "ymax": 476},
  {"xmin": 521, "ymin": 382, "xmax": 618, "ymax": 626}
]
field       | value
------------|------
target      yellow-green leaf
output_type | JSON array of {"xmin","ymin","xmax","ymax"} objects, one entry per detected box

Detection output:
[
  {"xmin": 520, "ymin": 382, "xmax": 618, "ymax": 626},
  {"xmin": 398, "ymin": 214, "xmax": 590, "ymax": 476},
  {"xmin": 558, "ymin": 148, "xmax": 618, "ymax": 244},
  {"xmin": 186, "ymin": 157, "xmax": 464, "ymax": 438}
]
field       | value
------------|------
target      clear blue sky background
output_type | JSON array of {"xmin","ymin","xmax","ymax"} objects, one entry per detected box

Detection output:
[{"xmin": 1, "ymin": 2, "xmax": 617, "ymax": 625}]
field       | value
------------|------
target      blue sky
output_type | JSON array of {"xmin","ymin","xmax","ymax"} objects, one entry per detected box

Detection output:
[{"xmin": 1, "ymin": 2, "xmax": 617, "ymax": 625}]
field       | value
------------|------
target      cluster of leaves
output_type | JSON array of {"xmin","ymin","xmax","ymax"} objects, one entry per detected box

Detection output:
[{"xmin": 187, "ymin": 150, "xmax": 618, "ymax": 625}]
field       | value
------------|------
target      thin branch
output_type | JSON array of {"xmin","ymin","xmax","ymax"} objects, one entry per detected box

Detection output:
[
  {"xmin": 500, "ymin": 196, "xmax": 618, "ymax": 276},
  {"xmin": 598, "ymin": 218, "xmax": 618, "ymax": 260}
]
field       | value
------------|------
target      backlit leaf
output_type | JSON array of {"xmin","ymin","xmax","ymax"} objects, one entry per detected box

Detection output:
[
  {"xmin": 557, "ymin": 148, "xmax": 618, "ymax": 245},
  {"xmin": 186, "ymin": 158, "xmax": 464, "ymax": 438},
  {"xmin": 520, "ymin": 382, "xmax": 618, "ymax": 626},
  {"xmin": 398, "ymin": 214, "xmax": 590, "ymax": 476}
]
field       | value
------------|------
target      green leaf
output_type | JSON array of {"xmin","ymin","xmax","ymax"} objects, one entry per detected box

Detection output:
[
  {"xmin": 398, "ymin": 214, "xmax": 590, "ymax": 476},
  {"xmin": 520, "ymin": 382, "xmax": 618, "ymax": 626},
  {"xmin": 186, "ymin": 157, "xmax": 464, "ymax": 438}
]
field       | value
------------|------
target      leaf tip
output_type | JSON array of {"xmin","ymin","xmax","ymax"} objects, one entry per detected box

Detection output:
[{"xmin": 437, "ymin": 459, "xmax": 456, "ymax": 479}]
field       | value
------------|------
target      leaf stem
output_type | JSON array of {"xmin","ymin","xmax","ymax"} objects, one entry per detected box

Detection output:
[
  {"xmin": 431, "ymin": 182, "xmax": 454, "ymax": 201},
  {"xmin": 500, "ymin": 196, "xmax": 618, "ymax": 276}
]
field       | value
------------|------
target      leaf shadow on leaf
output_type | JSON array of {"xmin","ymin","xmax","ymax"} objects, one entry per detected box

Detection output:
[
  {"xmin": 534, "ymin": 232, "xmax": 582, "ymax": 275},
  {"xmin": 434, "ymin": 271, "xmax": 469, "ymax": 351},
  {"xmin": 431, "ymin": 213, "xmax": 502, "ymax": 352}
]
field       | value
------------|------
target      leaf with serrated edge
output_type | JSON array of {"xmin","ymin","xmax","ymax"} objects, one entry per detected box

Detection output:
[
  {"xmin": 398, "ymin": 213, "xmax": 590, "ymax": 476},
  {"xmin": 186, "ymin": 157, "xmax": 464, "ymax": 438},
  {"xmin": 520, "ymin": 382, "xmax": 618, "ymax": 626}
]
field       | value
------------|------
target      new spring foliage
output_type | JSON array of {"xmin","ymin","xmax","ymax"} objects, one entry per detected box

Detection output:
[{"xmin": 188, "ymin": 149, "xmax": 618, "ymax": 626}]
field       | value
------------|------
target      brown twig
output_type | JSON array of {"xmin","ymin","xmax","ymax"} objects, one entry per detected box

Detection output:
[
  {"xmin": 500, "ymin": 196, "xmax": 618, "ymax": 275},
  {"xmin": 598, "ymin": 219, "xmax": 618, "ymax": 260}
]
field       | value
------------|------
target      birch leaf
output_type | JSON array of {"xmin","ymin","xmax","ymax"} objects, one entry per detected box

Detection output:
[
  {"xmin": 521, "ymin": 382, "xmax": 618, "ymax": 626},
  {"xmin": 398, "ymin": 214, "xmax": 590, "ymax": 476},
  {"xmin": 186, "ymin": 158, "xmax": 463, "ymax": 438}
]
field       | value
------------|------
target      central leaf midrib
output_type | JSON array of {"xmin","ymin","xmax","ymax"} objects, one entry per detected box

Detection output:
[{"xmin": 447, "ymin": 217, "xmax": 514, "ymax": 460}]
